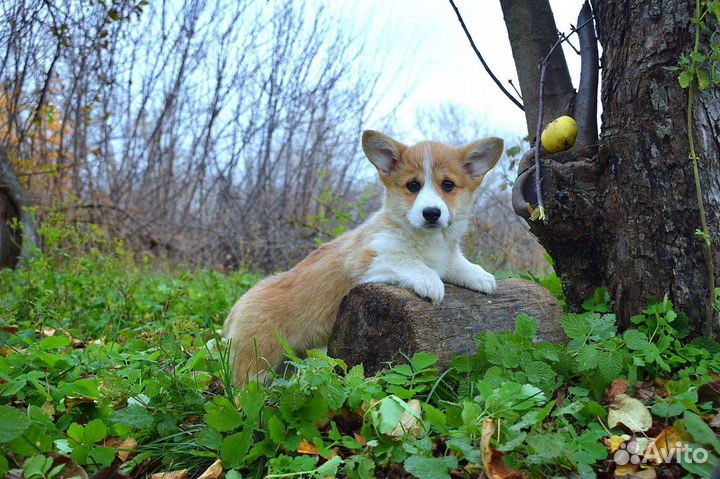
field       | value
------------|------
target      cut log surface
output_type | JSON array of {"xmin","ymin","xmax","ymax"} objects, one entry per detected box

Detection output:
[{"xmin": 328, "ymin": 279, "xmax": 565, "ymax": 375}]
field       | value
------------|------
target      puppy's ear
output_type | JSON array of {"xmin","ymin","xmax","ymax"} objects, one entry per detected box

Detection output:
[
  {"xmin": 461, "ymin": 137, "xmax": 504, "ymax": 179},
  {"xmin": 362, "ymin": 130, "xmax": 405, "ymax": 175}
]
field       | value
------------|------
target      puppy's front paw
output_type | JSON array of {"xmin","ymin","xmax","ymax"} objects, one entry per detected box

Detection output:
[
  {"xmin": 461, "ymin": 265, "xmax": 497, "ymax": 294},
  {"xmin": 411, "ymin": 273, "xmax": 445, "ymax": 304}
]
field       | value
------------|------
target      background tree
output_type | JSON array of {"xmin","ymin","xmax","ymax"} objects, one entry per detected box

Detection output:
[
  {"xmin": 0, "ymin": 0, "xmax": 382, "ymax": 271},
  {"xmin": 469, "ymin": 0, "xmax": 720, "ymax": 335}
]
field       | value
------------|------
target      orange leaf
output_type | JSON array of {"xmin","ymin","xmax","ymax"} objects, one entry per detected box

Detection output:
[
  {"xmin": 645, "ymin": 426, "xmax": 686, "ymax": 465},
  {"xmin": 480, "ymin": 419, "xmax": 524, "ymax": 479},
  {"xmin": 487, "ymin": 451, "xmax": 524, "ymax": 479},
  {"xmin": 297, "ymin": 439, "xmax": 319, "ymax": 455},
  {"xmin": 604, "ymin": 435, "xmax": 629, "ymax": 453},
  {"xmin": 606, "ymin": 379, "xmax": 629, "ymax": 402}
]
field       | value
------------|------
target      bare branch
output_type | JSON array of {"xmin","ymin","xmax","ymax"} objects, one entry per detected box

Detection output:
[{"xmin": 448, "ymin": 0, "xmax": 524, "ymax": 111}]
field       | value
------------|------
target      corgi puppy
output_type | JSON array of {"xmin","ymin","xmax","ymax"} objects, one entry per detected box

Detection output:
[{"xmin": 223, "ymin": 130, "xmax": 504, "ymax": 383}]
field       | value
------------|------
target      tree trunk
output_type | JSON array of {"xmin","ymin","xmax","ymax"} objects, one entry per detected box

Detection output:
[
  {"xmin": 503, "ymin": 0, "xmax": 720, "ymax": 336},
  {"xmin": 0, "ymin": 189, "xmax": 22, "ymax": 268},
  {"xmin": 328, "ymin": 279, "xmax": 565, "ymax": 375},
  {"xmin": 500, "ymin": 0, "xmax": 576, "ymax": 131},
  {"xmin": 0, "ymin": 147, "xmax": 39, "ymax": 268}
]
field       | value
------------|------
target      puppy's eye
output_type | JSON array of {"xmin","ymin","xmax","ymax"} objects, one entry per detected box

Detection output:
[
  {"xmin": 407, "ymin": 180, "xmax": 421, "ymax": 193},
  {"xmin": 441, "ymin": 180, "xmax": 455, "ymax": 192}
]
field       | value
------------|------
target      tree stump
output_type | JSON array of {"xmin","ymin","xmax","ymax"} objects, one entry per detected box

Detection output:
[{"xmin": 328, "ymin": 279, "xmax": 565, "ymax": 375}]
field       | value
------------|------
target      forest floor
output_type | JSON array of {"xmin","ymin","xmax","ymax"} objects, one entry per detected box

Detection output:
[{"xmin": 1, "ymin": 224, "xmax": 719, "ymax": 479}]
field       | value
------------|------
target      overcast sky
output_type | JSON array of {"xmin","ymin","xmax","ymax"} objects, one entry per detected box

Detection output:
[{"xmin": 325, "ymin": 0, "xmax": 588, "ymax": 142}]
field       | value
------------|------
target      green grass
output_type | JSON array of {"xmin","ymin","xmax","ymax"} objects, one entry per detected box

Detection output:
[{"xmin": 1, "ymin": 222, "xmax": 719, "ymax": 479}]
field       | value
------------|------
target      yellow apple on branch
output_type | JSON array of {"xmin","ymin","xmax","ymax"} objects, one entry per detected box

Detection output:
[{"xmin": 541, "ymin": 115, "xmax": 578, "ymax": 153}]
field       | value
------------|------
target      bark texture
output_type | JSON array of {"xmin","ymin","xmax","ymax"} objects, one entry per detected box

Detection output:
[
  {"xmin": 500, "ymin": 0, "xmax": 575, "ymax": 130},
  {"xmin": 0, "ymin": 189, "xmax": 21, "ymax": 268},
  {"xmin": 505, "ymin": 0, "xmax": 720, "ymax": 335},
  {"xmin": 594, "ymin": 0, "xmax": 719, "ymax": 329},
  {"xmin": 328, "ymin": 279, "xmax": 565, "ymax": 375}
]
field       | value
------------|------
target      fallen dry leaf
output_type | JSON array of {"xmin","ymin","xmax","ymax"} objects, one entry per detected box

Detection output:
[
  {"xmin": 353, "ymin": 433, "xmax": 368, "ymax": 447},
  {"xmin": 634, "ymin": 382, "xmax": 655, "ymax": 402},
  {"xmin": 555, "ymin": 388, "xmax": 567, "ymax": 409},
  {"xmin": 47, "ymin": 452, "xmax": 89, "ymax": 479},
  {"xmin": 297, "ymin": 438, "xmax": 319, "ymax": 455},
  {"xmin": 607, "ymin": 379, "xmax": 630, "ymax": 402},
  {"xmin": 6, "ymin": 469, "xmax": 22, "ymax": 479},
  {"xmin": 634, "ymin": 470, "xmax": 656, "ymax": 479},
  {"xmin": 481, "ymin": 418, "xmax": 524, "ymax": 479},
  {"xmin": 117, "ymin": 437, "xmax": 138, "ymax": 461},
  {"xmin": 41, "ymin": 400, "xmax": 56, "ymax": 417},
  {"xmin": 92, "ymin": 465, "xmax": 130, "ymax": 479},
  {"xmin": 480, "ymin": 418, "xmax": 495, "ymax": 454},
  {"xmin": 196, "ymin": 459, "xmax": 223, "ymax": 479},
  {"xmin": 653, "ymin": 379, "xmax": 668, "ymax": 398},
  {"xmin": 389, "ymin": 399, "xmax": 423, "ymax": 438},
  {"xmin": 604, "ymin": 434, "xmax": 630, "ymax": 453},
  {"xmin": 151, "ymin": 470, "xmax": 188, "ymax": 479},
  {"xmin": 42, "ymin": 327, "xmax": 56, "ymax": 336},
  {"xmin": 645, "ymin": 426, "xmax": 686, "ymax": 465},
  {"xmin": 65, "ymin": 396, "xmax": 98, "ymax": 412},
  {"xmin": 614, "ymin": 464, "xmax": 639, "ymax": 477},
  {"xmin": 614, "ymin": 464, "xmax": 656, "ymax": 478},
  {"xmin": 710, "ymin": 412, "xmax": 720, "ymax": 429},
  {"xmin": 608, "ymin": 394, "xmax": 652, "ymax": 432},
  {"xmin": 360, "ymin": 400, "xmax": 377, "ymax": 417},
  {"xmin": 699, "ymin": 375, "xmax": 720, "ymax": 404}
]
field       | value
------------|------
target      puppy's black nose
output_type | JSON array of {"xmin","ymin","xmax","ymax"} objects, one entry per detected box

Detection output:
[{"xmin": 422, "ymin": 207, "xmax": 441, "ymax": 223}]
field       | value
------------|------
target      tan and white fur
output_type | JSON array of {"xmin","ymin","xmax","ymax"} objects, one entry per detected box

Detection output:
[{"xmin": 223, "ymin": 130, "xmax": 504, "ymax": 383}]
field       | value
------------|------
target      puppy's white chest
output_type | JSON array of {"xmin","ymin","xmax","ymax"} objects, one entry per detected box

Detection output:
[{"xmin": 369, "ymin": 228, "xmax": 455, "ymax": 276}]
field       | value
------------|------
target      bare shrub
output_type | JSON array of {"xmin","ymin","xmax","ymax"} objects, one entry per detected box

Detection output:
[
  {"xmin": 1, "ymin": 0, "xmax": 382, "ymax": 271},
  {"xmin": 1, "ymin": 2, "xmax": 546, "ymax": 276}
]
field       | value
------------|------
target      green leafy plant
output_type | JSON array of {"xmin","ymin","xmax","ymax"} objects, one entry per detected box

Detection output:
[
  {"xmin": 666, "ymin": 0, "xmax": 720, "ymax": 334},
  {"xmin": 2, "ymin": 220, "xmax": 720, "ymax": 478},
  {"xmin": 22, "ymin": 455, "xmax": 66, "ymax": 479}
]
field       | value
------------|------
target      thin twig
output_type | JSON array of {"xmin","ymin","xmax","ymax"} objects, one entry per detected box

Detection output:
[
  {"xmin": 564, "ymin": 36, "xmax": 581, "ymax": 55},
  {"xmin": 508, "ymin": 79, "xmax": 523, "ymax": 100},
  {"xmin": 687, "ymin": 0, "xmax": 716, "ymax": 335},
  {"xmin": 21, "ymin": 0, "xmax": 63, "ymax": 145},
  {"xmin": 448, "ymin": 0, "xmax": 524, "ymax": 111}
]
